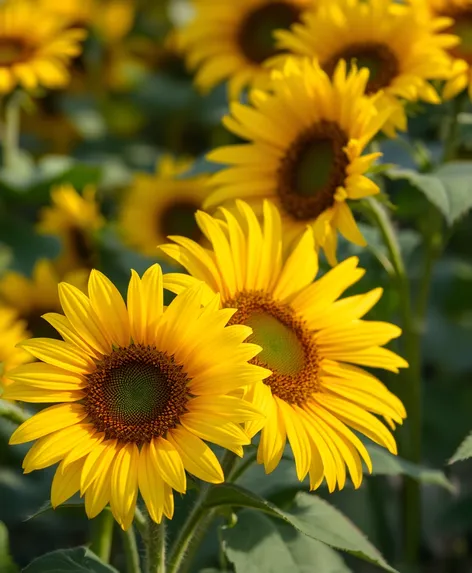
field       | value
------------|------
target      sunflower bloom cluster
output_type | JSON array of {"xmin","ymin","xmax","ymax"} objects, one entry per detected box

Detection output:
[
  {"xmin": 275, "ymin": 0, "xmax": 457, "ymax": 136},
  {"xmin": 206, "ymin": 58, "xmax": 390, "ymax": 264},
  {"xmin": 119, "ymin": 156, "xmax": 210, "ymax": 257},
  {"xmin": 6, "ymin": 265, "xmax": 269, "ymax": 528},
  {"xmin": 180, "ymin": 0, "xmax": 315, "ymax": 98},
  {"xmin": 0, "ymin": 0, "xmax": 86, "ymax": 94},
  {"xmin": 161, "ymin": 201, "xmax": 407, "ymax": 490},
  {"xmin": 413, "ymin": 0, "xmax": 472, "ymax": 100}
]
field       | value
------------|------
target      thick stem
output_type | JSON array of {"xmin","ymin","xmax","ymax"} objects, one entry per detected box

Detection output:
[
  {"xmin": 146, "ymin": 517, "xmax": 166, "ymax": 573},
  {"xmin": 120, "ymin": 525, "xmax": 141, "ymax": 573},
  {"xmin": 443, "ymin": 95, "xmax": 466, "ymax": 163},
  {"xmin": 89, "ymin": 511, "xmax": 114, "ymax": 563},
  {"xmin": 0, "ymin": 400, "xmax": 30, "ymax": 426},
  {"xmin": 365, "ymin": 197, "xmax": 422, "ymax": 565},
  {"xmin": 168, "ymin": 451, "xmax": 239, "ymax": 573},
  {"xmin": 2, "ymin": 93, "xmax": 21, "ymax": 169}
]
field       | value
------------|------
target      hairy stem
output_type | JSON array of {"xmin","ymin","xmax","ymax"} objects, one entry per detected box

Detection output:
[
  {"xmin": 120, "ymin": 525, "xmax": 141, "ymax": 573},
  {"xmin": 2, "ymin": 93, "xmax": 21, "ymax": 169},
  {"xmin": 90, "ymin": 511, "xmax": 114, "ymax": 563},
  {"xmin": 146, "ymin": 517, "xmax": 166, "ymax": 573}
]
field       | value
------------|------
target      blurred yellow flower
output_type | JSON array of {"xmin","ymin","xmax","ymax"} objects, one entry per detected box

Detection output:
[
  {"xmin": 7, "ymin": 266, "xmax": 268, "ymax": 529},
  {"xmin": 119, "ymin": 156, "xmax": 210, "ymax": 257},
  {"xmin": 161, "ymin": 201, "xmax": 407, "ymax": 491},
  {"xmin": 414, "ymin": 0, "xmax": 472, "ymax": 100},
  {"xmin": 180, "ymin": 0, "xmax": 314, "ymax": 99},
  {"xmin": 37, "ymin": 185, "xmax": 104, "ymax": 274},
  {"xmin": 0, "ymin": 307, "xmax": 30, "ymax": 392},
  {"xmin": 275, "ymin": 0, "xmax": 457, "ymax": 136},
  {"xmin": 206, "ymin": 58, "xmax": 390, "ymax": 265},
  {"xmin": 0, "ymin": 259, "xmax": 89, "ymax": 338},
  {"xmin": 0, "ymin": 0, "xmax": 86, "ymax": 94}
]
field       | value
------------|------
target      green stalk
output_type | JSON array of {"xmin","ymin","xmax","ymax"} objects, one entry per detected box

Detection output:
[
  {"xmin": 2, "ymin": 93, "xmax": 21, "ymax": 169},
  {"xmin": 443, "ymin": 95, "xmax": 465, "ymax": 163},
  {"xmin": 0, "ymin": 400, "xmax": 30, "ymax": 426},
  {"xmin": 120, "ymin": 525, "xmax": 141, "ymax": 573},
  {"xmin": 167, "ymin": 451, "xmax": 239, "ymax": 573},
  {"xmin": 364, "ymin": 197, "xmax": 422, "ymax": 565},
  {"xmin": 90, "ymin": 511, "xmax": 114, "ymax": 563},
  {"xmin": 146, "ymin": 517, "xmax": 166, "ymax": 573}
]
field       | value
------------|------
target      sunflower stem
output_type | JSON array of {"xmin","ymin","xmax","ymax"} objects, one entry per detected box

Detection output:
[
  {"xmin": 90, "ymin": 511, "xmax": 114, "ymax": 563},
  {"xmin": 443, "ymin": 94, "xmax": 466, "ymax": 163},
  {"xmin": 121, "ymin": 525, "xmax": 141, "ymax": 573},
  {"xmin": 0, "ymin": 400, "xmax": 30, "ymax": 426},
  {"xmin": 2, "ymin": 92, "xmax": 21, "ymax": 170},
  {"xmin": 168, "ymin": 450, "xmax": 239, "ymax": 573},
  {"xmin": 146, "ymin": 516, "xmax": 166, "ymax": 573},
  {"xmin": 364, "ymin": 197, "xmax": 422, "ymax": 565}
]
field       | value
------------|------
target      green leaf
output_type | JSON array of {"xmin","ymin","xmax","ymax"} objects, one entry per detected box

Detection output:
[
  {"xmin": 366, "ymin": 444, "xmax": 456, "ymax": 491},
  {"xmin": 0, "ymin": 522, "xmax": 19, "ymax": 573},
  {"xmin": 23, "ymin": 547, "xmax": 118, "ymax": 573},
  {"xmin": 205, "ymin": 484, "xmax": 396, "ymax": 572},
  {"xmin": 25, "ymin": 501, "xmax": 86, "ymax": 522},
  {"xmin": 385, "ymin": 164, "xmax": 472, "ymax": 226},
  {"xmin": 222, "ymin": 510, "xmax": 350, "ymax": 573},
  {"xmin": 449, "ymin": 431, "xmax": 472, "ymax": 464}
]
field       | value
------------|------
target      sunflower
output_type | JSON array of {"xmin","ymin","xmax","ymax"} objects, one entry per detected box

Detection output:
[
  {"xmin": 413, "ymin": 0, "xmax": 472, "ymax": 99},
  {"xmin": 160, "ymin": 200, "xmax": 407, "ymax": 491},
  {"xmin": 119, "ymin": 156, "xmax": 210, "ymax": 258},
  {"xmin": 0, "ymin": 307, "xmax": 31, "ymax": 391},
  {"xmin": 6, "ymin": 265, "xmax": 268, "ymax": 529},
  {"xmin": 179, "ymin": 0, "xmax": 314, "ymax": 99},
  {"xmin": 0, "ymin": 259, "xmax": 89, "ymax": 338},
  {"xmin": 205, "ymin": 58, "xmax": 391, "ymax": 265},
  {"xmin": 275, "ymin": 0, "xmax": 457, "ymax": 136},
  {"xmin": 0, "ymin": 0, "xmax": 86, "ymax": 94},
  {"xmin": 37, "ymin": 185, "xmax": 104, "ymax": 274}
]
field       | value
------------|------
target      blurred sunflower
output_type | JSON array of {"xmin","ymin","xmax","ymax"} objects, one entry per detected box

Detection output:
[
  {"xmin": 414, "ymin": 0, "xmax": 472, "ymax": 99},
  {"xmin": 275, "ymin": 0, "xmax": 457, "ymax": 135},
  {"xmin": 161, "ymin": 201, "xmax": 407, "ymax": 491},
  {"xmin": 0, "ymin": 307, "xmax": 30, "ymax": 391},
  {"xmin": 206, "ymin": 58, "xmax": 390, "ymax": 265},
  {"xmin": 37, "ymin": 185, "xmax": 104, "ymax": 274},
  {"xmin": 0, "ymin": 259, "xmax": 89, "ymax": 338},
  {"xmin": 180, "ymin": 0, "xmax": 314, "ymax": 98},
  {"xmin": 119, "ymin": 156, "xmax": 210, "ymax": 257},
  {"xmin": 0, "ymin": 0, "xmax": 86, "ymax": 94},
  {"xmin": 6, "ymin": 265, "xmax": 268, "ymax": 529}
]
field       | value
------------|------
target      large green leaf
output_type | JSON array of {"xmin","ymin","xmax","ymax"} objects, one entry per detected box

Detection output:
[
  {"xmin": 222, "ymin": 509, "xmax": 350, "ymax": 573},
  {"xmin": 449, "ymin": 431, "xmax": 472, "ymax": 464},
  {"xmin": 23, "ymin": 547, "xmax": 118, "ymax": 573},
  {"xmin": 0, "ymin": 522, "xmax": 19, "ymax": 573},
  {"xmin": 386, "ymin": 164, "xmax": 472, "ymax": 226},
  {"xmin": 205, "ymin": 484, "xmax": 396, "ymax": 572}
]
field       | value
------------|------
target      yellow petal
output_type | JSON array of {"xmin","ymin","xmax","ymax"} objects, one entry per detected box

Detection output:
[
  {"xmin": 167, "ymin": 426, "xmax": 224, "ymax": 483},
  {"xmin": 110, "ymin": 443, "xmax": 139, "ymax": 530},
  {"xmin": 51, "ymin": 458, "xmax": 84, "ymax": 508},
  {"xmin": 138, "ymin": 443, "xmax": 165, "ymax": 524},
  {"xmin": 150, "ymin": 437, "xmax": 186, "ymax": 494},
  {"xmin": 276, "ymin": 399, "xmax": 311, "ymax": 481},
  {"xmin": 19, "ymin": 339, "xmax": 94, "ymax": 375}
]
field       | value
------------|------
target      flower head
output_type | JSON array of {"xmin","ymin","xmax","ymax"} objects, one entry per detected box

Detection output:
[
  {"xmin": 180, "ymin": 0, "xmax": 314, "ymax": 98},
  {"xmin": 161, "ymin": 201, "xmax": 407, "ymax": 491},
  {"xmin": 0, "ymin": 307, "xmax": 30, "ymax": 391},
  {"xmin": 37, "ymin": 185, "xmax": 104, "ymax": 274},
  {"xmin": 0, "ymin": 0, "xmax": 86, "ymax": 94},
  {"xmin": 119, "ymin": 156, "xmax": 210, "ymax": 257},
  {"xmin": 7, "ymin": 265, "xmax": 268, "ymax": 529},
  {"xmin": 206, "ymin": 58, "xmax": 390, "ymax": 264},
  {"xmin": 275, "ymin": 0, "xmax": 456, "ymax": 135}
]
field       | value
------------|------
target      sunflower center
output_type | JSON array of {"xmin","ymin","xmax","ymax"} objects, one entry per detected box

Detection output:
[
  {"xmin": 238, "ymin": 2, "xmax": 301, "ymax": 64},
  {"xmin": 84, "ymin": 344, "xmax": 190, "ymax": 443},
  {"xmin": 0, "ymin": 37, "xmax": 30, "ymax": 66},
  {"xmin": 277, "ymin": 120, "xmax": 349, "ymax": 221},
  {"xmin": 444, "ymin": 9, "xmax": 472, "ymax": 63},
  {"xmin": 226, "ymin": 291, "xmax": 319, "ymax": 405},
  {"xmin": 323, "ymin": 42, "xmax": 399, "ymax": 93},
  {"xmin": 160, "ymin": 200, "xmax": 201, "ymax": 242}
]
